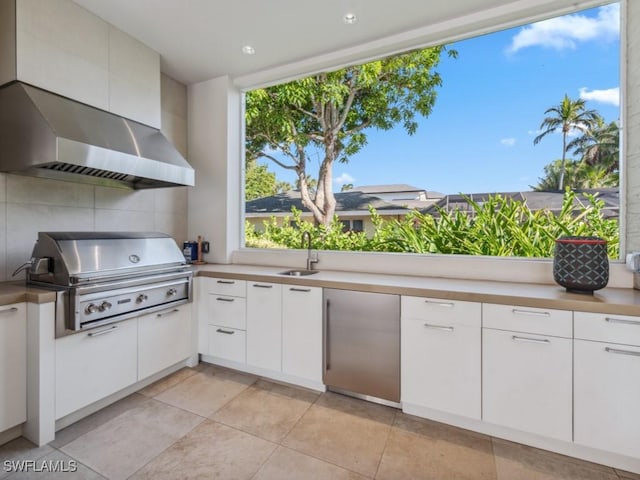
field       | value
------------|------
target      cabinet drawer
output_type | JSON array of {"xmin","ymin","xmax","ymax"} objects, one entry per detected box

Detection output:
[
  {"xmin": 574, "ymin": 311, "xmax": 640, "ymax": 346},
  {"xmin": 209, "ymin": 325, "xmax": 246, "ymax": 363},
  {"xmin": 0, "ymin": 303, "xmax": 27, "ymax": 431},
  {"xmin": 402, "ymin": 296, "xmax": 480, "ymax": 328},
  {"xmin": 482, "ymin": 303, "xmax": 572, "ymax": 337},
  {"xmin": 202, "ymin": 277, "xmax": 246, "ymax": 297},
  {"xmin": 207, "ymin": 294, "xmax": 246, "ymax": 330}
]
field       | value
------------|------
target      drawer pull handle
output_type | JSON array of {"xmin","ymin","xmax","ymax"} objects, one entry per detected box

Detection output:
[
  {"xmin": 252, "ymin": 284, "xmax": 273, "ymax": 288},
  {"xmin": 217, "ymin": 280, "xmax": 235, "ymax": 284},
  {"xmin": 216, "ymin": 297, "xmax": 235, "ymax": 302},
  {"xmin": 512, "ymin": 309, "xmax": 550, "ymax": 317},
  {"xmin": 605, "ymin": 317, "xmax": 640, "ymax": 326},
  {"xmin": 216, "ymin": 328, "xmax": 235, "ymax": 335},
  {"xmin": 425, "ymin": 300, "xmax": 454, "ymax": 308},
  {"xmin": 290, "ymin": 288, "xmax": 311, "ymax": 292},
  {"xmin": 605, "ymin": 346, "xmax": 640, "ymax": 357},
  {"xmin": 0, "ymin": 307, "xmax": 18, "ymax": 314},
  {"xmin": 157, "ymin": 308, "xmax": 179, "ymax": 318},
  {"xmin": 512, "ymin": 335, "xmax": 550, "ymax": 345},
  {"xmin": 423, "ymin": 323, "xmax": 454, "ymax": 332},
  {"xmin": 87, "ymin": 325, "xmax": 118, "ymax": 337}
]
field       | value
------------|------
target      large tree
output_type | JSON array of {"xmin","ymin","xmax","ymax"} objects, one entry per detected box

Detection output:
[
  {"xmin": 568, "ymin": 118, "xmax": 619, "ymax": 175},
  {"xmin": 245, "ymin": 47, "xmax": 456, "ymax": 225},
  {"xmin": 245, "ymin": 160, "xmax": 291, "ymax": 201},
  {"xmin": 533, "ymin": 95, "xmax": 601, "ymax": 191}
]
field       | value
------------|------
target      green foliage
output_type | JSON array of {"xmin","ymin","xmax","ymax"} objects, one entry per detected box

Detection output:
[
  {"xmin": 534, "ymin": 159, "xmax": 618, "ymax": 191},
  {"xmin": 245, "ymin": 160, "xmax": 291, "ymax": 201},
  {"xmin": 245, "ymin": 46, "xmax": 456, "ymax": 225},
  {"xmin": 245, "ymin": 190, "xmax": 619, "ymax": 259}
]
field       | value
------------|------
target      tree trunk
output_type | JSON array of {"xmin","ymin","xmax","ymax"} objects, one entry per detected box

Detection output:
[{"xmin": 559, "ymin": 131, "xmax": 567, "ymax": 191}]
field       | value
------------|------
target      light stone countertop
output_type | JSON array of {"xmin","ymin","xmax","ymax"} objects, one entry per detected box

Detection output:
[
  {"xmin": 0, "ymin": 281, "xmax": 57, "ymax": 305},
  {"xmin": 196, "ymin": 263, "xmax": 640, "ymax": 317}
]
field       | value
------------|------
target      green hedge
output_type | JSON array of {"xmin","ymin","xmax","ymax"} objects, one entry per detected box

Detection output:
[{"xmin": 245, "ymin": 189, "xmax": 619, "ymax": 259}]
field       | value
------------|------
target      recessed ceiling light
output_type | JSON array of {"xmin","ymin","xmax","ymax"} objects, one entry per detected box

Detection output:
[
  {"xmin": 242, "ymin": 45, "xmax": 255, "ymax": 55},
  {"xmin": 343, "ymin": 13, "xmax": 357, "ymax": 25}
]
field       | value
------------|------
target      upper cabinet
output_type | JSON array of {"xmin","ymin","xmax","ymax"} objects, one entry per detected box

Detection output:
[{"xmin": 1, "ymin": 0, "xmax": 161, "ymax": 128}]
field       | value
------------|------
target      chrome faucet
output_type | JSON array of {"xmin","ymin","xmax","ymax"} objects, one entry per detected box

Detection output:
[{"xmin": 301, "ymin": 231, "xmax": 319, "ymax": 271}]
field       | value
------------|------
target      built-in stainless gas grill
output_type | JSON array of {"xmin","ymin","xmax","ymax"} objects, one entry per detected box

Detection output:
[{"xmin": 24, "ymin": 232, "xmax": 192, "ymax": 337}]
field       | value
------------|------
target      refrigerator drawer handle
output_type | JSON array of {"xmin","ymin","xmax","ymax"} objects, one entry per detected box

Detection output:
[
  {"xmin": 325, "ymin": 299, "xmax": 331, "ymax": 371},
  {"xmin": 605, "ymin": 346, "xmax": 640, "ymax": 357},
  {"xmin": 216, "ymin": 297, "xmax": 235, "ymax": 302},
  {"xmin": 423, "ymin": 323, "xmax": 454, "ymax": 332},
  {"xmin": 216, "ymin": 328, "xmax": 235, "ymax": 335}
]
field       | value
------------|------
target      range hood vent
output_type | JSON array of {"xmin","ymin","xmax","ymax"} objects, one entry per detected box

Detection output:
[{"xmin": 0, "ymin": 81, "xmax": 195, "ymax": 189}]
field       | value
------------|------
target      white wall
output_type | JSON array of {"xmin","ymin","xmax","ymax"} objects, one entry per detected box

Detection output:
[
  {"xmin": 0, "ymin": 72, "xmax": 189, "ymax": 281},
  {"xmin": 187, "ymin": 76, "xmax": 242, "ymax": 264}
]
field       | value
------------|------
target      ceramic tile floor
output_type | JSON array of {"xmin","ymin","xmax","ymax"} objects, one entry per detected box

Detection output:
[{"xmin": 1, "ymin": 364, "xmax": 639, "ymax": 480}]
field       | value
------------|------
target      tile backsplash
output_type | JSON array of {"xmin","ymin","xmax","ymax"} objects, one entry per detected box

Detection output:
[{"xmin": 0, "ymin": 174, "xmax": 189, "ymax": 280}]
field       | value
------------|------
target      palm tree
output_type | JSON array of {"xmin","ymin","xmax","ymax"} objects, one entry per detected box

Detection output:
[
  {"xmin": 533, "ymin": 95, "xmax": 601, "ymax": 190},
  {"xmin": 568, "ymin": 118, "xmax": 620, "ymax": 175}
]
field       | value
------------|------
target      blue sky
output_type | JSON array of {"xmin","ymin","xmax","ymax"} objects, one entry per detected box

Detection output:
[{"xmin": 260, "ymin": 3, "xmax": 620, "ymax": 195}]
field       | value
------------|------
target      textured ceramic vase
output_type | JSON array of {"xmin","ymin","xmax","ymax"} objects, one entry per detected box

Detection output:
[{"xmin": 553, "ymin": 236, "xmax": 609, "ymax": 294}]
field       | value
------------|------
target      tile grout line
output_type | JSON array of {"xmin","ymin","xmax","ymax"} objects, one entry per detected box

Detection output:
[{"xmin": 371, "ymin": 409, "xmax": 398, "ymax": 480}]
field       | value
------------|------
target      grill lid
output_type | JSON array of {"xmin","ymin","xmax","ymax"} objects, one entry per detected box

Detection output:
[{"xmin": 28, "ymin": 232, "xmax": 188, "ymax": 285}]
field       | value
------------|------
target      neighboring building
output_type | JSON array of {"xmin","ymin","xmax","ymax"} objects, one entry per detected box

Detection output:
[
  {"xmin": 245, "ymin": 185, "xmax": 443, "ymax": 235},
  {"xmin": 423, "ymin": 188, "xmax": 619, "ymax": 220},
  {"xmin": 246, "ymin": 186, "xmax": 620, "ymax": 235}
]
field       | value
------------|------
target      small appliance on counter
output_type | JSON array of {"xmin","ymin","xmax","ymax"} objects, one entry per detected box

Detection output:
[{"xmin": 183, "ymin": 236, "xmax": 209, "ymax": 264}]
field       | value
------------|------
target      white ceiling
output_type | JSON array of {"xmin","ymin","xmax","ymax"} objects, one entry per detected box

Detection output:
[{"xmin": 73, "ymin": 0, "xmax": 608, "ymax": 86}]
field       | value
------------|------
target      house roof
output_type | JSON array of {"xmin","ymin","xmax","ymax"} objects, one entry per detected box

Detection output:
[
  {"xmin": 350, "ymin": 184, "xmax": 425, "ymax": 194},
  {"xmin": 422, "ymin": 188, "xmax": 619, "ymax": 218},
  {"xmin": 245, "ymin": 190, "xmax": 412, "ymax": 216}
]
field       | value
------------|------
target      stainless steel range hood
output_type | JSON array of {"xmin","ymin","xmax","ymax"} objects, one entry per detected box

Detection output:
[{"xmin": 0, "ymin": 81, "xmax": 194, "ymax": 189}]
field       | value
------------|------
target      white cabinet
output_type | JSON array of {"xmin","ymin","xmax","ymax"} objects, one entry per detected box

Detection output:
[
  {"xmin": 0, "ymin": 303, "xmax": 26, "ymax": 432},
  {"xmin": 482, "ymin": 304, "xmax": 572, "ymax": 441},
  {"xmin": 401, "ymin": 297, "xmax": 481, "ymax": 419},
  {"xmin": 55, "ymin": 318, "xmax": 137, "ymax": 419},
  {"xmin": 574, "ymin": 312, "xmax": 640, "ymax": 459},
  {"xmin": 198, "ymin": 277, "xmax": 247, "ymax": 362},
  {"xmin": 282, "ymin": 285, "xmax": 322, "ymax": 383},
  {"xmin": 138, "ymin": 304, "xmax": 192, "ymax": 380},
  {"xmin": 246, "ymin": 282, "xmax": 282, "ymax": 371}
]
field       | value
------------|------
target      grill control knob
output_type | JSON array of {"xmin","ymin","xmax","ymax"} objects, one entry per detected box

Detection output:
[
  {"xmin": 85, "ymin": 303, "xmax": 100, "ymax": 314},
  {"xmin": 99, "ymin": 301, "xmax": 112, "ymax": 312},
  {"xmin": 136, "ymin": 294, "xmax": 148, "ymax": 304},
  {"xmin": 167, "ymin": 288, "xmax": 178, "ymax": 297}
]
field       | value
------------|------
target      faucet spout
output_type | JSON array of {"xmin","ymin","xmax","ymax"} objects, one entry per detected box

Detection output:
[{"xmin": 301, "ymin": 231, "xmax": 318, "ymax": 271}]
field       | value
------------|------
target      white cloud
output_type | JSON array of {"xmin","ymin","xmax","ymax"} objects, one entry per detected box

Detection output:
[
  {"xmin": 500, "ymin": 138, "xmax": 516, "ymax": 147},
  {"xmin": 334, "ymin": 172, "xmax": 355, "ymax": 185},
  {"xmin": 579, "ymin": 86, "xmax": 620, "ymax": 106},
  {"xmin": 507, "ymin": 4, "xmax": 619, "ymax": 54}
]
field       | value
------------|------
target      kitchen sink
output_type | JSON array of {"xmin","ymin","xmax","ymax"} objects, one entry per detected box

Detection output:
[{"xmin": 278, "ymin": 269, "xmax": 319, "ymax": 276}]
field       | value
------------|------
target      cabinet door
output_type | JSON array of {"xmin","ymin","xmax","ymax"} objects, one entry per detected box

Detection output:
[
  {"xmin": 246, "ymin": 282, "xmax": 282, "ymax": 371},
  {"xmin": 575, "ymin": 340, "xmax": 640, "ymax": 459},
  {"xmin": 282, "ymin": 285, "xmax": 322, "ymax": 383},
  {"xmin": 482, "ymin": 328, "xmax": 572, "ymax": 441},
  {"xmin": 401, "ymin": 298, "xmax": 481, "ymax": 419},
  {"xmin": 0, "ymin": 303, "xmax": 26, "ymax": 431},
  {"xmin": 55, "ymin": 318, "xmax": 137, "ymax": 419},
  {"xmin": 138, "ymin": 304, "xmax": 192, "ymax": 380}
]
